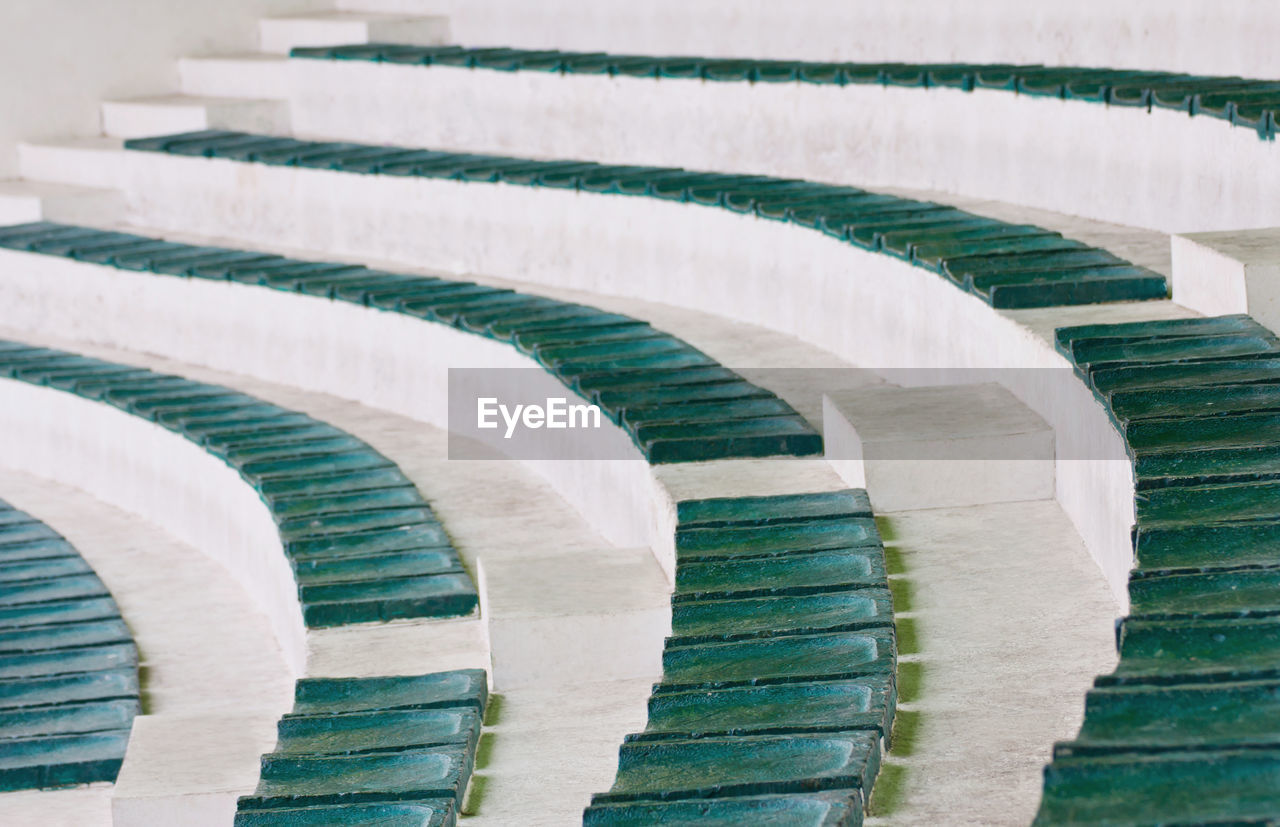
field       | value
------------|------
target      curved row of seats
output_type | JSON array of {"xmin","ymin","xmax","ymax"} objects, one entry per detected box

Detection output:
[
  {"xmin": 1037, "ymin": 314, "xmax": 1280, "ymax": 823},
  {"xmin": 0, "ymin": 498, "xmax": 138, "ymax": 792},
  {"xmin": 0, "ymin": 338, "xmax": 476, "ymax": 628},
  {"xmin": 120, "ymin": 130, "xmax": 1168, "ymax": 309},
  {"xmin": 0, "ymin": 221, "xmax": 820, "ymax": 463},
  {"xmin": 235, "ymin": 669, "xmax": 487, "ymax": 826},
  {"xmin": 292, "ymin": 44, "xmax": 1280, "ymax": 141},
  {"xmin": 585, "ymin": 489, "xmax": 894, "ymax": 825}
]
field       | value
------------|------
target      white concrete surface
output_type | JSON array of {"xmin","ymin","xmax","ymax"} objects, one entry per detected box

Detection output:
[
  {"xmin": 0, "ymin": 0, "xmax": 327, "ymax": 176},
  {"xmin": 112, "ymin": 712, "xmax": 283, "ymax": 827},
  {"xmin": 0, "ymin": 467, "xmax": 294, "ymax": 827},
  {"xmin": 10, "ymin": 141, "xmax": 1164, "ymax": 601},
  {"xmin": 101, "ymin": 95, "xmax": 289, "ymax": 140},
  {"xmin": 258, "ymin": 11, "xmax": 450, "ymax": 55},
  {"xmin": 477, "ymin": 550, "xmax": 669, "ymax": 690},
  {"xmin": 333, "ymin": 0, "xmax": 1280, "ymax": 79},
  {"xmin": 308, "ymin": 618, "xmax": 489, "ymax": 679},
  {"xmin": 179, "ymin": 54, "xmax": 292, "ymax": 101},
  {"xmin": 0, "ymin": 785, "xmax": 112, "ymax": 827},
  {"xmin": 865, "ymin": 499, "xmax": 1119, "ymax": 826},
  {"xmin": 824, "ymin": 384, "xmax": 1055, "ymax": 512},
  {"xmin": 0, "ymin": 179, "xmax": 122, "ymax": 226},
  {"xmin": 1172, "ymin": 228, "xmax": 1280, "ymax": 335},
  {"xmin": 285, "ymin": 60, "xmax": 1280, "ymax": 235},
  {"xmin": 465, "ymin": 678, "xmax": 654, "ymax": 825}
]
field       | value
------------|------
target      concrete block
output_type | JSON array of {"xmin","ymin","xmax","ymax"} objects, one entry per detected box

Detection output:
[
  {"xmin": 179, "ymin": 54, "xmax": 291, "ymax": 101},
  {"xmin": 101, "ymin": 96, "xmax": 288, "ymax": 140},
  {"xmin": 111, "ymin": 712, "xmax": 281, "ymax": 827},
  {"xmin": 823, "ymin": 383, "xmax": 1055, "ymax": 511},
  {"xmin": 1172, "ymin": 228, "xmax": 1280, "ymax": 337},
  {"xmin": 0, "ymin": 181, "xmax": 121, "ymax": 226},
  {"xmin": 476, "ymin": 550, "xmax": 669, "ymax": 690}
]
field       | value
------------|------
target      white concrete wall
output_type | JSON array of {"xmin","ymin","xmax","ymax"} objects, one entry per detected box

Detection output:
[
  {"xmin": 288, "ymin": 61, "xmax": 1280, "ymax": 235},
  {"xmin": 0, "ymin": 0, "xmax": 326, "ymax": 176},
  {"xmin": 338, "ymin": 0, "xmax": 1280, "ymax": 78}
]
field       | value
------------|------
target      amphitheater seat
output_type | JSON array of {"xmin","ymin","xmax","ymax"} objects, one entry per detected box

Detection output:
[
  {"xmin": 584, "ymin": 489, "xmax": 895, "ymax": 823},
  {"xmin": 119, "ymin": 131, "xmax": 1168, "ymax": 309},
  {"xmin": 234, "ymin": 669, "xmax": 487, "ymax": 826},
  {"xmin": 0, "ymin": 498, "xmax": 139, "ymax": 792},
  {"xmin": 0, "ymin": 339, "xmax": 476, "ymax": 627},
  {"xmin": 0, "ymin": 221, "xmax": 822, "ymax": 462},
  {"xmin": 291, "ymin": 45, "xmax": 1280, "ymax": 141},
  {"xmin": 1036, "ymin": 314, "xmax": 1280, "ymax": 823}
]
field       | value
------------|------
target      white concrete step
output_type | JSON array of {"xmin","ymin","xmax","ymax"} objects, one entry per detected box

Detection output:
[
  {"xmin": 101, "ymin": 95, "xmax": 289, "ymax": 139},
  {"xmin": 17, "ymin": 137, "xmax": 122, "ymax": 189},
  {"xmin": 1173, "ymin": 228, "xmax": 1280, "ymax": 336},
  {"xmin": 465, "ymin": 680, "xmax": 653, "ymax": 825},
  {"xmin": 112, "ymin": 712, "xmax": 281, "ymax": 827},
  {"xmin": 477, "ymin": 550, "xmax": 670, "ymax": 690},
  {"xmin": 864, "ymin": 500, "xmax": 1117, "ymax": 824},
  {"xmin": 823, "ymin": 383, "xmax": 1055, "ymax": 511},
  {"xmin": 178, "ymin": 53, "xmax": 291, "ymax": 101},
  {"xmin": 258, "ymin": 11, "xmax": 450, "ymax": 55},
  {"xmin": 0, "ymin": 179, "xmax": 122, "ymax": 225}
]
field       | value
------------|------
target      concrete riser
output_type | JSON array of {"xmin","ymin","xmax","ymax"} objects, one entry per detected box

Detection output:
[{"xmin": 282, "ymin": 59, "xmax": 1279, "ymax": 235}]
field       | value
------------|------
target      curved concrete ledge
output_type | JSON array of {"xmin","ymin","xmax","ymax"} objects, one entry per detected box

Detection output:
[
  {"xmin": 7, "ymin": 144, "xmax": 1183, "ymax": 599},
  {"xmin": 0, "ymin": 378, "xmax": 304, "ymax": 674},
  {"xmin": 285, "ymin": 58, "xmax": 1280, "ymax": 235},
  {"xmin": 333, "ymin": 0, "xmax": 1280, "ymax": 79}
]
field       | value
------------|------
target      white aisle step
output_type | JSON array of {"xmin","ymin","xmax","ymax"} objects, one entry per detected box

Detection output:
[
  {"xmin": 0, "ymin": 179, "xmax": 121, "ymax": 225},
  {"xmin": 178, "ymin": 53, "xmax": 291, "ymax": 101},
  {"xmin": 259, "ymin": 11, "xmax": 450, "ymax": 55},
  {"xmin": 100, "ymin": 95, "xmax": 289, "ymax": 139}
]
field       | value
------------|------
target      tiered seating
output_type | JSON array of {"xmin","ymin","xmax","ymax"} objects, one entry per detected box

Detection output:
[
  {"xmin": 291, "ymin": 45, "xmax": 1280, "ymax": 141},
  {"xmin": 120, "ymin": 130, "xmax": 1168, "ymax": 309},
  {"xmin": 585, "ymin": 490, "xmax": 895, "ymax": 824},
  {"xmin": 1037, "ymin": 314, "xmax": 1280, "ymax": 823},
  {"xmin": 0, "ymin": 498, "xmax": 138, "ymax": 791},
  {"xmin": 0, "ymin": 222, "xmax": 820, "ymax": 462},
  {"xmin": 0, "ymin": 340, "xmax": 476, "ymax": 627},
  {"xmin": 235, "ymin": 669, "xmax": 487, "ymax": 825}
]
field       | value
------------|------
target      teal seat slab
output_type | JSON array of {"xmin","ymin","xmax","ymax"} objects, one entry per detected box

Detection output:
[
  {"xmin": 0, "ymin": 498, "xmax": 139, "ymax": 792},
  {"xmin": 235, "ymin": 669, "xmax": 487, "ymax": 827},
  {"xmin": 1034, "ymin": 313, "xmax": 1280, "ymax": 823},
  {"xmin": 585, "ymin": 489, "xmax": 895, "ymax": 825}
]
